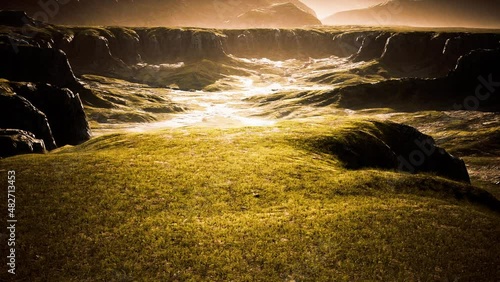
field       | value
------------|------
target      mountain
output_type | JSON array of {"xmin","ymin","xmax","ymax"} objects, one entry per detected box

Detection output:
[
  {"xmin": 301, "ymin": 0, "xmax": 383, "ymax": 19},
  {"xmin": 323, "ymin": 0, "xmax": 500, "ymax": 28},
  {"xmin": 231, "ymin": 2, "xmax": 322, "ymax": 28},
  {"xmin": 0, "ymin": 0, "xmax": 319, "ymax": 28}
]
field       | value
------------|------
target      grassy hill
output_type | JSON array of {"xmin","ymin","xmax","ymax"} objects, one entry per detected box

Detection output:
[{"xmin": 1, "ymin": 117, "xmax": 499, "ymax": 281}]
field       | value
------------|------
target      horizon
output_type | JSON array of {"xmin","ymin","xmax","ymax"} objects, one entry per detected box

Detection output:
[{"xmin": 301, "ymin": 0, "xmax": 384, "ymax": 19}]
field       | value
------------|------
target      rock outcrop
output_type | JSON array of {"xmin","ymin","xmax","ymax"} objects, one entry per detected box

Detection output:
[
  {"xmin": 0, "ymin": 91, "xmax": 56, "ymax": 150},
  {"xmin": 372, "ymin": 121, "xmax": 470, "ymax": 183},
  {"xmin": 0, "ymin": 129, "xmax": 46, "ymax": 158},
  {"xmin": 310, "ymin": 121, "xmax": 470, "ymax": 183},
  {"xmin": 0, "ymin": 43, "xmax": 79, "ymax": 89},
  {"xmin": 318, "ymin": 48, "xmax": 500, "ymax": 112},
  {"xmin": 10, "ymin": 83, "xmax": 92, "ymax": 146}
]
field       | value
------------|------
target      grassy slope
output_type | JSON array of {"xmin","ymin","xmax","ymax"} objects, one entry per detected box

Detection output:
[
  {"xmin": 81, "ymin": 75, "xmax": 184, "ymax": 125},
  {"xmin": 1, "ymin": 118, "xmax": 499, "ymax": 281}
]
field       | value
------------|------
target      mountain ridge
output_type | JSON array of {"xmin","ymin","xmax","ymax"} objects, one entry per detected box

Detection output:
[
  {"xmin": 0, "ymin": 0, "xmax": 320, "ymax": 28},
  {"xmin": 323, "ymin": 0, "xmax": 500, "ymax": 28}
]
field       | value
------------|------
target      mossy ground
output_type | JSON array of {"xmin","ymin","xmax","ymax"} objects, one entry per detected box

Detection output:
[{"xmin": 1, "ymin": 117, "xmax": 499, "ymax": 281}]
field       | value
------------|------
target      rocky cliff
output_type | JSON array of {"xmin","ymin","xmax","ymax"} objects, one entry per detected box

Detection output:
[
  {"xmin": 315, "ymin": 47, "xmax": 500, "ymax": 112},
  {"xmin": 4, "ymin": 20, "xmax": 498, "ymax": 81}
]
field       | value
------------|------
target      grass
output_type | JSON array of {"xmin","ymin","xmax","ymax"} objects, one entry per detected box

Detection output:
[
  {"xmin": 1, "ymin": 118, "xmax": 499, "ymax": 281},
  {"xmin": 81, "ymin": 75, "xmax": 184, "ymax": 124}
]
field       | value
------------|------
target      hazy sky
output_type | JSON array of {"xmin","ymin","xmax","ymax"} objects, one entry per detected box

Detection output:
[{"xmin": 301, "ymin": 0, "xmax": 384, "ymax": 19}]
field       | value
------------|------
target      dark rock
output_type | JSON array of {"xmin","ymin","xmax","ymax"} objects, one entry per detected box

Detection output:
[
  {"xmin": 0, "ymin": 43, "xmax": 80, "ymax": 89},
  {"xmin": 308, "ymin": 121, "xmax": 470, "ymax": 183},
  {"xmin": 0, "ymin": 91, "xmax": 56, "ymax": 150},
  {"xmin": 380, "ymin": 32, "xmax": 450, "ymax": 76},
  {"xmin": 450, "ymin": 48, "xmax": 500, "ymax": 86},
  {"xmin": 106, "ymin": 27, "xmax": 142, "ymax": 65},
  {"xmin": 0, "ymin": 10, "xmax": 37, "ymax": 27},
  {"xmin": 353, "ymin": 32, "xmax": 392, "ymax": 62},
  {"xmin": 312, "ymin": 130, "xmax": 398, "ymax": 170},
  {"xmin": 319, "ymin": 48, "xmax": 500, "ymax": 112},
  {"xmin": 59, "ymin": 29, "xmax": 126, "ymax": 75},
  {"xmin": 0, "ymin": 129, "xmax": 46, "ymax": 158},
  {"xmin": 331, "ymin": 32, "xmax": 365, "ymax": 57},
  {"xmin": 10, "ymin": 83, "xmax": 92, "ymax": 146},
  {"xmin": 372, "ymin": 121, "xmax": 470, "ymax": 183},
  {"xmin": 442, "ymin": 34, "xmax": 500, "ymax": 67},
  {"xmin": 136, "ymin": 28, "xmax": 228, "ymax": 63},
  {"xmin": 223, "ymin": 29, "xmax": 338, "ymax": 60}
]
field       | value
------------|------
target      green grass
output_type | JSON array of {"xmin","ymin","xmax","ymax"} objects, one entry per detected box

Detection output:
[{"xmin": 1, "ymin": 118, "xmax": 499, "ymax": 281}]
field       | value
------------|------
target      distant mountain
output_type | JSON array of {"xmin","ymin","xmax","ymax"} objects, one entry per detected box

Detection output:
[
  {"xmin": 301, "ymin": 0, "xmax": 383, "ymax": 19},
  {"xmin": 0, "ymin": 0, "xmax": 319, "ymax": 28},
  {"xmin": 231, "ymin": 2, "xmax": 322, "ymax": 28},
  {"xmin": 323, "ymin": 0, "xmax": 500, "ymax": 28}
]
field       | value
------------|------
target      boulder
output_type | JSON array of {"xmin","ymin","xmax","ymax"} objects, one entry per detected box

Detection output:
[
  {"xmin": 0, "ymin": 129, "xmax": 46, "ymax": 158},
  {"xmin": 0, "ymin": 91, "xmax": 57, "ymax": 150},
  {"xmin": 10, "ymin": 83, "xmax": 92, "ymax": 146}
]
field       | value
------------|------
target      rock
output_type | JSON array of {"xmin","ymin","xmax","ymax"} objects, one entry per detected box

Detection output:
[
  {"xmin": 10, "ymin": 83, "xmax": 92, "ymax": 146},
  {"xmin": 442, "ymin": 34, "xmax": 500, "ymax": 67},
  {"xmin": 309, "ymin": 121, "xmax": 470, "ymax": 183},
  {"xmin": 322, "ymin": 48, "xmax": 500, "ymax": 112},
  {"xmin": 59, "ymin": 29, "xmax": 126, "ymax": 75},
  {"xmin": 313, "ymin": 130, "xmax": 398, "ymax": 170},
  {"xmin": 380, "ymin": 32, "xmax": 450, "ymax": 76},
  {"xmin": 0, "ymin": 43, "xmax": 80, "ymax": 89},
  {"xmin": 372, "ymin": 121, "xmax": 470, "ymax": 183},
  {"xmin": 136, "ymin": 28, "xmax": 228, "ymax": 63},
  {"xmin": 0, "ymin": 10, "xmax": 37, "ymax": 27},
  {"xmin": 0, "ymin": 129, "xmax": 46, "ymax": 158},
  {"xmin": 223, "ymin": 29, "xmax": 337, "ymax": 59},
  {"xmin": 353, "ymin": 32, "xmax": 392, "ymax": 62},
  {"xmin": 450, "ymin": 48, "xmax": 500, "ymax": 86},
  {"xmin": 106, "ymin": 27, "xmax": 142, "ymax": 65},
  {"xmin": 0, "ymin": 91, "xmax": 57, "ymax": 150}
]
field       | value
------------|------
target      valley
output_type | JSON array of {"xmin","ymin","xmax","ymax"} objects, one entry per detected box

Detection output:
[{"xmin": 0, "ymin": 11, "xmax": 499, "ymax": 281}]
